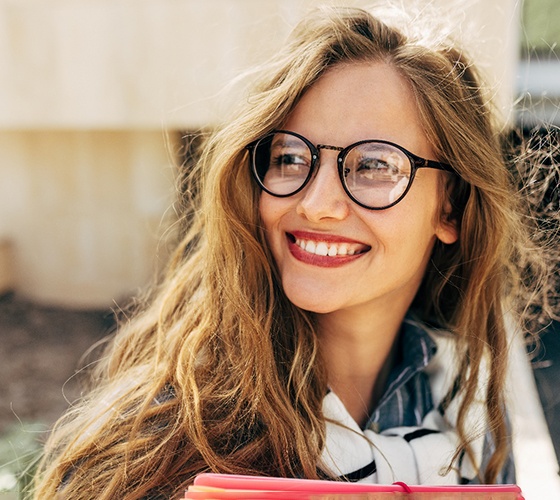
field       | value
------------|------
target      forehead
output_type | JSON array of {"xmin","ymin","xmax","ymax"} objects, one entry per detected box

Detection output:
[{"xmin": 283, "ymin": 62, "xmax": 432, "ymax": 158}]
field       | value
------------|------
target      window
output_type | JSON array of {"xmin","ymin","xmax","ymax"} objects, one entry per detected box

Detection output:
[{"xmin": 517, "ymin": 0, "xmax": 560, "ymax": 126}]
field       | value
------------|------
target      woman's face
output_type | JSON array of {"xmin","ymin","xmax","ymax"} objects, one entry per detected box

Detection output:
[{"xmin": 259, "ymin": 62, "xmax": 457, "ymax": 318}]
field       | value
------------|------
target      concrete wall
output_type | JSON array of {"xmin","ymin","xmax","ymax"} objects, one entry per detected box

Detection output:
[
  {"xmin": 0, "ymin": 0, "xmax": 520, "ymax": 307},
  {"xmin": 0, "ymin": 130, "xmax": 175, "ymax": 307}
]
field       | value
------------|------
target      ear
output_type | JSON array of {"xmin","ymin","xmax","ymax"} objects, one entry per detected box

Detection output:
[
  {"xmin": 435, "ymin": 193, "xmax": 459, "ymax": 244},
  {"xmin": 435, "ymin": 173, "xmax": 461, "ymax": 244},
  {"xmin": 436, "ymin": 215, "xmax": 458, "ymax": 244}
]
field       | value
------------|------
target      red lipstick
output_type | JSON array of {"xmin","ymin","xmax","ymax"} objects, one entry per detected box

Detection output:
[{"xmin": 286, "ymin": 231, "xmax": 370, "ymax": 268}]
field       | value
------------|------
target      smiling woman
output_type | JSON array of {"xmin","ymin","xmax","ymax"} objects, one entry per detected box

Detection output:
[
  {"xmin": 32, "ymin": 5, "xmax": 558, "ymax": 499},
  {"xmin": 258, "ymin": 64, "xmax": 459, "ymax": 426},
  {"xmin": 258, "ymin": 63, "xmax": 457, "ymax": 325}
]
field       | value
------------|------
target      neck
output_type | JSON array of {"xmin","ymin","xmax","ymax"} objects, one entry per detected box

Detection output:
[{"xmin": 317, "ymin": 305, "xmax": 406, "ymax": 427}]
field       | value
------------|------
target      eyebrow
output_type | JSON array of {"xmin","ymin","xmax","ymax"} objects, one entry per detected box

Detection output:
[{"xmin": 271, "ymin": 138, "xmax": 307, "ymax": 149}]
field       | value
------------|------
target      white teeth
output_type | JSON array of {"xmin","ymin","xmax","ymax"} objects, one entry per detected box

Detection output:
[
  {"xmin": 295, "ymin": 238, "xmax": 362, "ymax": 257},
  {"xmin": 305, "ymin": 241, "xmax": 316, "ymax": 253},
  {"xmin": 315, "ymin": 242, "xmax": 329, "ymax": 256}
]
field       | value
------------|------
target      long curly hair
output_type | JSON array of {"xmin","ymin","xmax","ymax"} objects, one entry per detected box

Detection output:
[{"xmin": 32, "ymin": 6, "xmax": 558, "ymax": 499}]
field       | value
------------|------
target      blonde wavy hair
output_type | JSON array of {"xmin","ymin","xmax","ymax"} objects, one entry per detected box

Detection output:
[{"xmin": 33, "ymin": 6, "xmax": 558, "ymax": 499}]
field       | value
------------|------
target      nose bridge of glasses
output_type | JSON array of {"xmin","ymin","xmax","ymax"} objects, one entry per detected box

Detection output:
[
  {"xmin": 297, "ymin": 143, "xmax": 351, "ymax": 219},
  {"xmin": 315, "ymin": 143, "xmax": 344, "ymax": 169},
  {"xmin": 305, "ymin": 143, "xmax": 347, "ymax": 199},
  {"xmin": 316, "ymin": 144, "xmax": 344, "ymax": 152}
]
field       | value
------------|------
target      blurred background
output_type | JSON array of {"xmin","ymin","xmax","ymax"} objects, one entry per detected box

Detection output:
[{"xmin": 0, "ymin": 0, "xmax": 558, "ymax": 498}]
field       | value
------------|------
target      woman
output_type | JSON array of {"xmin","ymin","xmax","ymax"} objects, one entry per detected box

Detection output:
[{"xmin": 33, "ymin": 5, "xmax": 556, "ymax": 499}]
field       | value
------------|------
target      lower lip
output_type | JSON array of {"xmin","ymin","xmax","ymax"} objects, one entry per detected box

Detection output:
[{"xmin": 287, "ymin": 237, "xmax": 367, "ymax": 268}]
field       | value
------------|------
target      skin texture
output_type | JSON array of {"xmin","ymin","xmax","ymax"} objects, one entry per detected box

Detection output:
[{"xmin": 259, "ymin": 62, "xmax": 458, "ymax": 425}]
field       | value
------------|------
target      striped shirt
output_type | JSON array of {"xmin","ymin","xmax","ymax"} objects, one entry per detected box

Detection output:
[
  {"xmin": 366, "ymin": 318, "xmax": 436, "ymax": 433},
  {"xmin": 360, "ymin": 318, "xmax": 515, "ymax": 484}
]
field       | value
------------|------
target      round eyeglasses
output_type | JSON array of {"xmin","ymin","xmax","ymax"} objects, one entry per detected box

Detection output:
[{"xmin": 247, "ymin": 130, "xmax": 454, "ymax": 210}]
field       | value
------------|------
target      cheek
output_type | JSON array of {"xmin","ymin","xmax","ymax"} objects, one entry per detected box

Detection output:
[
  {"xmin": 379, "ymin": 216, "xmax": 437, "ymax": 257},
  {"xmin": 409, "ymin": 172, "xmax": 448, "ymax": 229},
  {"xmin": 258, "ymin": 195, "xmax": 275, "ymax": 232},
  {"xmin": 373, "ymin": 180, "xmax": 443, "ymax": 253},
  {"xmin": 258, "ymin": 195, "xmax": 288, "ymax": 251}
]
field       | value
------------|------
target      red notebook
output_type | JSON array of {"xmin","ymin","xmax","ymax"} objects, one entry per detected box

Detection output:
[{"xmin": 185, "ymin": 473, "xmax": 524, "ymax": 499}]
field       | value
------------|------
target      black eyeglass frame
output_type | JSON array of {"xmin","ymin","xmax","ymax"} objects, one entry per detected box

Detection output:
[{"xmin": 247, "ymin": 129, "xmax": 455, "ymax": 210}]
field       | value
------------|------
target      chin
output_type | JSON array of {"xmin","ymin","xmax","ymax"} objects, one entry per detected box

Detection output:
[{"xmin": 284, "ymin": 292, "xmax": 338, "ymax": 315}]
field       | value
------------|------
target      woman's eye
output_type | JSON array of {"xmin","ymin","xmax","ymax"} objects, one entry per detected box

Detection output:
[
  {"xmin": 271, "ymin": 154, "xmax": 307, "ymax": 170},
  {"xmin": 356, "ymin": 159, "xmax": 399, "ymax": 177}
]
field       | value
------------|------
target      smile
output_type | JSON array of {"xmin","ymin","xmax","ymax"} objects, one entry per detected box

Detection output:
[{"xmin": 287, "ymin": 232, "xmax": 370, "ymax": 258}]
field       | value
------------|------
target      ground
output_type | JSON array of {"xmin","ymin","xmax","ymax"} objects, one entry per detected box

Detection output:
[
  {"xmin": 0, "ymin": 293, "xmax": 113, "ymax": 435},
  {"xmin": 0, "ymin": 293, "xmax": 114, "ymax": 495}
]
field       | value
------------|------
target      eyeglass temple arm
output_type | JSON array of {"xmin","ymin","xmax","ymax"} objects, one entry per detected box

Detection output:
[{"xmin": 418, "ymin": 158, "xmax": 455, "ymax": 173}]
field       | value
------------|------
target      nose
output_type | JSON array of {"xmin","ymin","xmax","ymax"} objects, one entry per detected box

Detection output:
[{"xmin": 296, "ymin": 152, "xmax": 351, "ymax": 221}]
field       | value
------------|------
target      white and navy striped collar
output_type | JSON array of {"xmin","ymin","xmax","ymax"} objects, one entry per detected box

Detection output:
[
  {"xmin": 365, "ymin": 317, "xmax": 438, "ymax": 431},
  {"xmin": 321, "ymin": 322, "xmax": 488, "ymax": 485}
]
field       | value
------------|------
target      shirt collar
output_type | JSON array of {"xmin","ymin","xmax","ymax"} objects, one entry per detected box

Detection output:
[{"xmin": 370, "ymin": 317, "xmax": 438, "ymax": 416}]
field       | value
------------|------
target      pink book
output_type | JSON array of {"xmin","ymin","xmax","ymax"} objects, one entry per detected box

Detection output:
[{"xmin": 185, "ymin": 473, "xmax": 524, "ymax": 499}]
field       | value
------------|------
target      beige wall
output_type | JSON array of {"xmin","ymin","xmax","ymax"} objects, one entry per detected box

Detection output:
[
  {"xmin": 0, "ymin": 0, "xmax": 520, "ymax": 307},
  {"xmin": 0, "ymin": 130, "xmax": 175, "ymax": 307},
  {"xmin": 0, "ymin": 0, "xmax": 520, "ymax": 129}
]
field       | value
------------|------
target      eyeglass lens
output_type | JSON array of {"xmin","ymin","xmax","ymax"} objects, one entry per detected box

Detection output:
[{"xmin": 252, "ymin": 132, "xmax": 413, "ymax": 209}]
